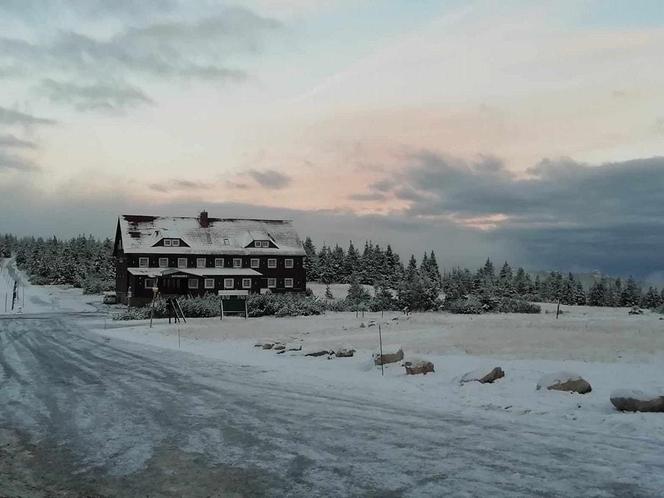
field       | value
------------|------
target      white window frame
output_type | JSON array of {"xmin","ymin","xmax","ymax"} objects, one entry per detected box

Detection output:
[
  {"xmin": 139, "ymin": 257, "xmax": 149, "ymax": 268},
  {"xmin": 171, "ymin": 239, "xmax": 180, "ymax": 247},
  {"xmin": 233, "ymin": 258, "xmax": 242, "ymax": 268},
  {"xmin": 144, "ymin": 278, "xmax": 156, "ymax": 289},
  {"xmin": 204, "ymin": 278, "xmax": 215, "ymax": 290},
  {"xmin": 178, "ymin": 257, "xmax": 187, "ymax": 269},
  {"xmin": 197, "ymin": 258, "xmax": 206, "ymax": 269},
  {"xmin": 267, "ymin": 278, "xmax": 276, "ymax": 289},
  {"xmin": 250, "ymin": 258, "xmax": 260, "ymax": 269},
  {"xmin": 223, "ymin": 238, "xmax": 230, "ymax": 245},
  {"xmin": 254, "ymin": 241, "xmax": 261, "ymax": 248},
  {"xmin": 188, "ymin": 278, "xmax": 198, "ymax": 289},
  {"xmin": 285, "ymin": 258, "xmax": 294, "ymax": 269},
  {"xmin": 224, "ymin": 278, "xmax": 234, "ymax": 289},
  {"xmin": 159, "ymin": 257, "xmax": 168, "ymax": 268},
  {"xmin": 267, "ymin": 258, "xmax": 277, "ymax": 269},
  {"xmin": 214, "ymin": 258, "xmax": 224, "ymax": 268},
  {"xmin": 163, "ymin": 239, "xmax": 172, "ymax": 247},
  {"xmin": 261, "ymin": 240, "xmax": 270, "ymax": 248},
  {"xmin": 284, "ymin": 278, "xmax": 294, "ymax": 288},
  {"xmin": 242, "ymin": 278, "xmax": 252, "ymax": 289}
]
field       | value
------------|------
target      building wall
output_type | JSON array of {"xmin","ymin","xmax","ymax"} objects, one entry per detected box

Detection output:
[{"xmin": 118, "ymin": 253, "xmax": 306, "ymax": 305}]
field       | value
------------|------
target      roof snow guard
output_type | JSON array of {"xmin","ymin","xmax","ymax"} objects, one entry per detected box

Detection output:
[{"xmin": 118, "ymin": 214, "xmax": 306, "ymax": 256}]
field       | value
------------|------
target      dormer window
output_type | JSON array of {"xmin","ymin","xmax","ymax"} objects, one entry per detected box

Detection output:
[
  {"xmin": 253, "ymin": 240, "xmax": 271, "ymax": 248},
  {"xmin": 164, "ymin": 239, "xmax": 172, "ymax": 247},
  {"xmin": 162, "ymin": 238, "xmax": 180, "ymax": 247},
  {"xmin": 254, "ymin": 241, "xmax": 261, "ymax": 248}
]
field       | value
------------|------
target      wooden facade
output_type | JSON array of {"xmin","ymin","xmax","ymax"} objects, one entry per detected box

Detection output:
[{"xmin": 113, "ymin": 213, "xmax": 307, "ymax": 306}]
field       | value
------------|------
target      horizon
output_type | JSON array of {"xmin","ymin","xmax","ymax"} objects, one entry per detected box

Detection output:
[{"xmin": 2, "ymin": 1, "xmax": 664, "ymax": 282}]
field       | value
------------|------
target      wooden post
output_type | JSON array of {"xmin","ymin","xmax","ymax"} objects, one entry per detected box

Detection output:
[
  {"xmin": 220, "ymin": 298, "xmax": 224, "ymax": 320},
  {"xmin": 244, "ymin": 296, "xmax": 248, "ymax": 319},
  {"xmin": 149, "ymin": 288, "xmax": 157, "ymax": 328},
  {"xmin": 556, "ymin": 298, "xmax": 561, "ymax": 319},
  {"xmin": 378, "ymin": 324, "xmax": 384, "ymax": 376}
]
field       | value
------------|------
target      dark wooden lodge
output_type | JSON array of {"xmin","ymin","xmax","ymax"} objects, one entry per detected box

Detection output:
[{"xmin": 113, "ymin": 212, "xmax": 306, "ymax": 306}]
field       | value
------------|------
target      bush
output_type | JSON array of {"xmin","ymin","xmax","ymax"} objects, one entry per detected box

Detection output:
[
  {"xmin": 82, "ymin": 275, "xmax": 114, "ymax": 294},
  {"xmin": 248, "ymin": 293, "xmax": 325, "ymax": 317},
  {"xmin": 443, "ymin": 294, "xmax": 540, "ymax": 314},
  {"xmin": 444, "ymin": 296, "xmax": 484, "ymax": 314}
]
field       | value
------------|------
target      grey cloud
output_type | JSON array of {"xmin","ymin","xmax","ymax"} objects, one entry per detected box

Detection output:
[
  {"xmin": 384, "ymin": 152, "xmax": 664, "ymax": 276},
  {"xmin": 247, "ymin": 169, "xmax": 292, "ymax": 189},
  {"xmin": 348, "ymin": 192, "xmax": 386, "ymax": 202},
  {"xmin": 0, "ymin": 151, "xmax": 40, "ymax": 172},
  {"xmin": 0, "ymin": 105, "xmax": 55, "ymax": 126},
  {"xmin": 226, "ymin": 181, "xmax": 250, "ymax": 190},
  {"xmin": 39, "ymin": 79, "xmax": 154, "ymax": 112},
  {"xmin": 370, "ymin": 179, "xmax": 395, "ymax": 192},
  {"xmin": 149, "ymin": 179, "xmax": 208, "ymax": 193},
  {"xmin": 0, "ymin": 0, "xmax": 176, "ymax": 22},
  {"xmin": 0, "ymin": 134, "xmax": 37, "ymax": 149}
]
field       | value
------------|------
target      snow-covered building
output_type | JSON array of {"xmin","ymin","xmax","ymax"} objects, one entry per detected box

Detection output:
[{"xmin": 113, "ymin": 212, "xmax": 307, "ymax": 305}]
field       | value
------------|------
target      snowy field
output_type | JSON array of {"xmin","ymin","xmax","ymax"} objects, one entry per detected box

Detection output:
[{"xmin": 92, "ymin": 303, "xmax": 664, "ymax": 444}]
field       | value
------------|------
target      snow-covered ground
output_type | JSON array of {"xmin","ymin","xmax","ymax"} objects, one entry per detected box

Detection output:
[
  {"xmin": 91, "ymin": 304, "xmax": 664, "ymax": 444},
  {"xmin": 0, "ymin": 258, "xmax": 99, "ymax": 314}
]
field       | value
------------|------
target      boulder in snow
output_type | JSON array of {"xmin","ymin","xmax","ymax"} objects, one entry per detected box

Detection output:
[
  {"xmin": 461, "ymin": 367, "xmax": 505, "ymax": 384},
  {"xmin": 537, "ymin": 372, "xmax": 592, "ymax": 394},
  {"xmin": 404, "ymin": 360, "xmax": 434, "ymax": 375},
  {"xmin": 610, "ymin": 390, "xmax": 664, "ymax": 412},
  {"xmin": 273, "ymin": 344, "xmax": 286, "ymax": 351},
  {"xmin": 305, "ymin": 349, "xmax": 330, "ymax": 357},
  {"xmin": 261, "ymin": 342, "xmax": 276, "ymax": 350},
  {"xmin": 335, "ymin": 347, "xmax": 355, "ymax": 358},
  {"xmin": 373, "ymin": 345, "xmax": 404, "ymax": 365},
  {"xmin": 286, "ymin": 344, "xmax": 302, "ymax": 352}
]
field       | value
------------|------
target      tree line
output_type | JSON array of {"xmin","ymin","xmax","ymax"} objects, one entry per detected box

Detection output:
[
  {"xmin": 0, "ymin": 234, "xmax": 115, "ymax": 293},
  {"xmin": 2, "ymin": 232, "xmax": 662, "ymax": 310}
]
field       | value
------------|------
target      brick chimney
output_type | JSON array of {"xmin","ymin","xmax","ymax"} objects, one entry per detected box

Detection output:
[{"xmin": 199, "ymin": 210, "xmax": 209, "ymax": 228}]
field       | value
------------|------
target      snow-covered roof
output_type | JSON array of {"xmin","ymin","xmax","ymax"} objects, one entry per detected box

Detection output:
[{"xmin": 118, "ymin": 214, "xmax": 305, "ymax": 256}]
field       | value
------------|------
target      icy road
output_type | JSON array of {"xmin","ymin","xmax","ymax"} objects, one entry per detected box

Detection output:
[{"xmin": 1, "ymin": 314, "xmax": 662, "ymax": 497}]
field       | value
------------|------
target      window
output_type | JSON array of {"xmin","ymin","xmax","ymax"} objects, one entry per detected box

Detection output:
[
  {"xmin": 285, "ymin": 258, "xmax": 294, "ymax": 269},
  {"xmin": 250, "ymin": 258, "xmax": 259, "ymax": 269},
  {"xmin": 267, "ymin": 258, "xmax": 277, "ymax": 269},
  {"xmin": 144, "ymin": 278, "xmax": 156, "ymax": 289},
  {"xmin": 197, "ymin": 258, "xmax": 206, "ymax": 268},
  {"xmin": 242, "ymin": 278, "xmax": 251, "ymax": 289},
  {"xmin": 172, "ymin": 239, "xmax": 180, "ymax": 247},
  {"xmin": 204, "ymin": 278, "xmax": 215, "ymax": 289},
  {"xmin": 139, "ymin": 257, "xmax": 149, "ymax": 268},
  {"xmin": 223, "ymin": 238, "xmax": 229, "ymax": 245},
  {"xmin": 233, "ymin": 258, "xmax": 242, "ymax": 268},
  {"xmin": 178, "ymin": 257, "xmax": 187, "ymax": 269},
  {"xmin": 267, "ymin": 278, "xmax": 276, "ymax": 288},
  {"xmin": 284, "ymin": 278, "xmax": 294, "ymax": 288},
  {"xmin": 163, "ymin": 239, "xmax": 172, "ymax": 247},
  {"xmin": 214, "ymin": 258, "xmax": 224, "ymax": 268},
  {"xmin": 188, "ymin": 278, "xmax": 198, "ymax": 289},
  {"xmin": 254, "ymin": 241, "xmax": 261, "ymax": 248},
  {"xmin": 159, "ymin": 257, "xmax": 168, "ymax": 268},
  {"xmin": 261, "ymin": 240, "xmax": 270, "ymax": 248},
  {"xmin": 224, "ymin": 278, "xmax": 234, "ymax": 289}
]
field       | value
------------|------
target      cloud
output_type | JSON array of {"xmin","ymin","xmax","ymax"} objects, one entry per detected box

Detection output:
[
  {"xmin": 247, "ymin": 169, "xmax": 292, "ymax": 189},
  {"xmin": 0, "ymin": 134, "xmax": 37, "ymax": 149},
  {"xmin": 348, "ymin": 192, "xmax": 385, "ymax": 202},
  {"xmin": 149, "ymin": 178, "xmax": 208, "ymax": 193},
  {"xmin": 0, "ymin": 105, "xmax": 55, "ymax": 126},
  {"xmin": 38, "ymin": 79, "xmax": 154, "ymax": 112},
  {"xmin": 0, "ymin": 151, "xmax": 40, "ymax": 172}
]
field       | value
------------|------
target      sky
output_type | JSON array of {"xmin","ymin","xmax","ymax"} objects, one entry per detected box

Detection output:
[{"xmin": 1, "ymin": 0, "xmax": 663, "ymax": 279}]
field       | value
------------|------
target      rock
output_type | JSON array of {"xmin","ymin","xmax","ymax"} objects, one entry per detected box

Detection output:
[
  {"xmin": 335, "ymin": 347, "xmax": 355, "ymax": 358},
  {"xmin": 261, "ymin": 342, "xmax": 275, "ymax": 350},
  {"xmin": 628, "ymin": 307, "xmax": 644, "ymax": 315},
  {"xmin": 368, "ymin": 322, "xmax": 376, "ymax": 328},
  {"xmin": 404, "ymin": 360, "xmax": 434, "ymax": 375},
  {"xmin": 273, "ymin": 344, "xmax": 286, "ymax": 351},
  {"xmin": 305, "ymin": 349, "xmax": 330, "ymax": 357},
  {"xmin": 286, "ymin": 344, "xmax": 302, "ymax": 351},
  {"xmin": 610, "ymin": 390, "xmax": 664, "ymax": 412},
  {"xmin": 537, "ymin": 372, "xmax": 592, "ymax": 394},
  {"xmin": 373, "ymin": 345, "xmax": 404, "ymax": 365},
  {"xmin": 359, "ymin": 322, "xmax": 366, "ymax": 328},
  {"xmin": 276, "ymin": 350, "xmax": 285, "ymax": 354},
  {"xmin": 461, "ymin": 367, "xmax": 505, "ymax": 384},
  {"xmin": 391, "ymin": 317, "xmax": 399, "ymax": 321}
]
